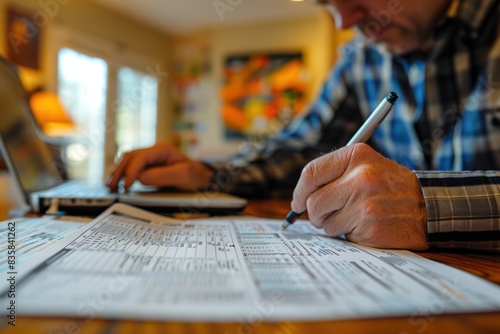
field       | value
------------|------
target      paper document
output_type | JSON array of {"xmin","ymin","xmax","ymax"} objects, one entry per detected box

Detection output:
[
  {"xmin": 2, "ymin": 203, "xmax": 500, "ymax": 321},
  {"xmin": 0, "ymin": 215, "xmax": 88, "ymax": 272}
]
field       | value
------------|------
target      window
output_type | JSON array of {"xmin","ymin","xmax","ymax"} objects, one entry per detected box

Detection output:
[
  {"xmin": 115, "ymin": 67, "xmax": 158, "ymax": 159},
  {"xmin": 55, "ymin": 45, "xmax": 159, "ymax": 184},
  {"xmin": 58, "ymin": 48, "xmax": 107, "ymax": 184}
]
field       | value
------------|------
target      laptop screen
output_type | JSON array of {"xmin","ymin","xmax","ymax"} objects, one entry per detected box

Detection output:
[{"xmin": 0, "ymin": 57, "xmax": 62, "ymax": 198}]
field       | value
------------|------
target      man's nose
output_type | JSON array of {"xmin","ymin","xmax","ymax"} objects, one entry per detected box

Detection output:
[{"xmin": 326, "ymin": 4, "xmax": 366, "ymax": 30}]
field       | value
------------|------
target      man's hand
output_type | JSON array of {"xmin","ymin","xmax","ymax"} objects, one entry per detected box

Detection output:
[
  {"xmin": 107, "ymin": 142, "xmax": 213, "ymax": 192},
  {"xmin": 291, "ymin": 143, "xmax": 429, "ymax": 250}
]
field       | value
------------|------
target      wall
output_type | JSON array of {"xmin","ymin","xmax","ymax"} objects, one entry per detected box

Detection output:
[
  {"xmin": 174, "ymin": 10, "xmax": 354, "ymax": 157},
  {"xmin": 0, "ymin": 0, "xmax": 174, "ymax": 139}
]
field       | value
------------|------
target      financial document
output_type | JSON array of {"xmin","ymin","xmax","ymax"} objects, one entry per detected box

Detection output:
[
  {"xmin": 2, "ymin": 203, "xmax": 500, "ymax": 321},
  {"xmin": 0, "ymin": 215, "xmax": 87, "ymax": 272}
]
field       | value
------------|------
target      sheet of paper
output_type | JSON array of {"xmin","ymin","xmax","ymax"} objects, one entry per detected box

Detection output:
[
  {"xmin": 2, "ymin": 203, "xmax": 500, "ymax": 321},
  {"xmin": 0, "ymin": 215, "xmax": 88, "ymax": 272}
]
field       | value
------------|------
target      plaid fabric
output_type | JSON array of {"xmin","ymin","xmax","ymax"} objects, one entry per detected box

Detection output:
[
  {"xmin": 207, "ymin": 0, "xmax": 500, "ymax": 251},
  {"xmin": 417, "ymin": 171, "xmax": 500, "ymax": 251}
]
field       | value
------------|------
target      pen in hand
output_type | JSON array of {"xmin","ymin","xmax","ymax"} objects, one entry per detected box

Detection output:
[{"xmin": 281, "ymin": 92, "xmax": 399, "ymax": 231}]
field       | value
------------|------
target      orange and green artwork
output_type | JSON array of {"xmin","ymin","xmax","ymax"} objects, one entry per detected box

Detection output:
[{"xmin": 220, "ymin": 53, "xmax": 308, "ymax": 139}]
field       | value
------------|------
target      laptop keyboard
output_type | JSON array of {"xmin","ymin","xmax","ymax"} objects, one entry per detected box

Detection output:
[{"xmin": 43, "ymin": 180, "xmax": 112, "ymax": 197}]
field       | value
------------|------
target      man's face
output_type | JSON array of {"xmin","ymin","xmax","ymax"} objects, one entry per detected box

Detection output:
[{"xmin": 319, "ymin": 0, "xmax": 451, "ymax": 55}]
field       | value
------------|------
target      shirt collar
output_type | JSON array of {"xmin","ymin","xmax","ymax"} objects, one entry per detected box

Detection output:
[
  {"xmin": 447, "ymin": 0, "xmax": 461, "ymax": 17},
  {"xmin": 450, "ymin": 0, "xmax": 498, "ymax": 32}
]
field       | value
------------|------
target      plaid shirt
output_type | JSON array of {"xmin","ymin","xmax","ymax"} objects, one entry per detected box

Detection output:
[{"xmin": 208, "ymin": 0, "xmax": 500, "ymax": 251}]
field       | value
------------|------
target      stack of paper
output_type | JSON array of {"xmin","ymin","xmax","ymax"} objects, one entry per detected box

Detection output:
[{"xmin": 1, "ymin": 204, "xmax": 500, "ymax": 321}]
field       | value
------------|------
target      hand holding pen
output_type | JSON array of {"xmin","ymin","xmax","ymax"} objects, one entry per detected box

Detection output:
[
  {"xmin": 281, "ymin": 92, "xmax": 429, "ymax": 250},
  {"xmin": 282, "ymin": 92, "xmax": 398, "ymax": 230}
]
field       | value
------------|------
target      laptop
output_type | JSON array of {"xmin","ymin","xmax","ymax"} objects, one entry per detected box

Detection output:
[{"xmin": 0, "ymin": 57, "xmax": 247, "ymax": 215}]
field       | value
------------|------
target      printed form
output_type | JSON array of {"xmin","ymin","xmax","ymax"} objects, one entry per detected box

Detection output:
[
  {"xmin": 0, "ymin": 216, "xmax": 87, "ymax": 272},
  {"xmin": 2, "ymin": 203, "xmax": 500, "ymax": 321}
]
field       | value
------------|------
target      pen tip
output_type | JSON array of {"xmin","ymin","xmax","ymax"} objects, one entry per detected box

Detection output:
[{"xmin": 281, "ymin": 221, "xmax": 290, "ymax": 231}]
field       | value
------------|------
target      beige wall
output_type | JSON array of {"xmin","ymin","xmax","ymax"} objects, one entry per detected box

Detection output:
[{"xmin": 0, "ymin": 0, "xmax": 173, "ymax": 139}]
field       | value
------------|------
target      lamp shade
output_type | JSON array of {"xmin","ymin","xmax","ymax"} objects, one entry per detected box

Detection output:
[{"xmin": 29, "ymin": 91, "xmax": 76, "ymax": 136}]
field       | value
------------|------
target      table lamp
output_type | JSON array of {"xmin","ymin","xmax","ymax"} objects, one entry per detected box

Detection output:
[{"xmin": 29, "ymin": 91, "xmax": 76, "ymax": 137}]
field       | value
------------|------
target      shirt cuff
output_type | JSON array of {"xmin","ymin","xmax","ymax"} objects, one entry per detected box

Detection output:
[{"xmin": 413, "ymin": 170, "xmax": 500, "ymax": 251}]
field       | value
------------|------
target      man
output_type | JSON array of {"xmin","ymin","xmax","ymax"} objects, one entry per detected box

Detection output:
[{"xmin": 108, "ymin": 0, "xmax": 500, "ymax": 252}]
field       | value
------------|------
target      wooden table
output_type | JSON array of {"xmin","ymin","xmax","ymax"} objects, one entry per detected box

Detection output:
[{"xmin": 1, "ymin": 199, "xmax": 500, "ymax": 334}]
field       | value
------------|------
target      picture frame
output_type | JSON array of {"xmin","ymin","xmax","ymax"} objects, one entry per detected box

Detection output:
[
  {"xmin": 6, "ymin": 6, "xmax": 41, "ymax": 70},
  {"xmin": 220, "ymin": 52, "xmax": 308, "ymax": 140}
]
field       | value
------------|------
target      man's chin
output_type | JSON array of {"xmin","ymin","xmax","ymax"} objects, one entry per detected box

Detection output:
[
  {"xmin": 370, "ymin": 34, "xmax": 430, "ymax": 56},
  {"xmin": 376, "ymin": 41, "xmax": 418, "ymax": 56},
  {"xmin": 356, "ymin": 27, "xmax": 421, "ymax": 55}
]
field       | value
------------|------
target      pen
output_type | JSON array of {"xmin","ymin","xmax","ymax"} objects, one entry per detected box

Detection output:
[{"xmin": 281, "ymin": 91, "xmax": 399, "ymax": 231}]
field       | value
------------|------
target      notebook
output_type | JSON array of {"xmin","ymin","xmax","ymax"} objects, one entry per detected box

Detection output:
[{"xmin": 0, "ymin": 57, "xmax": 247, "ymax": 215}]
